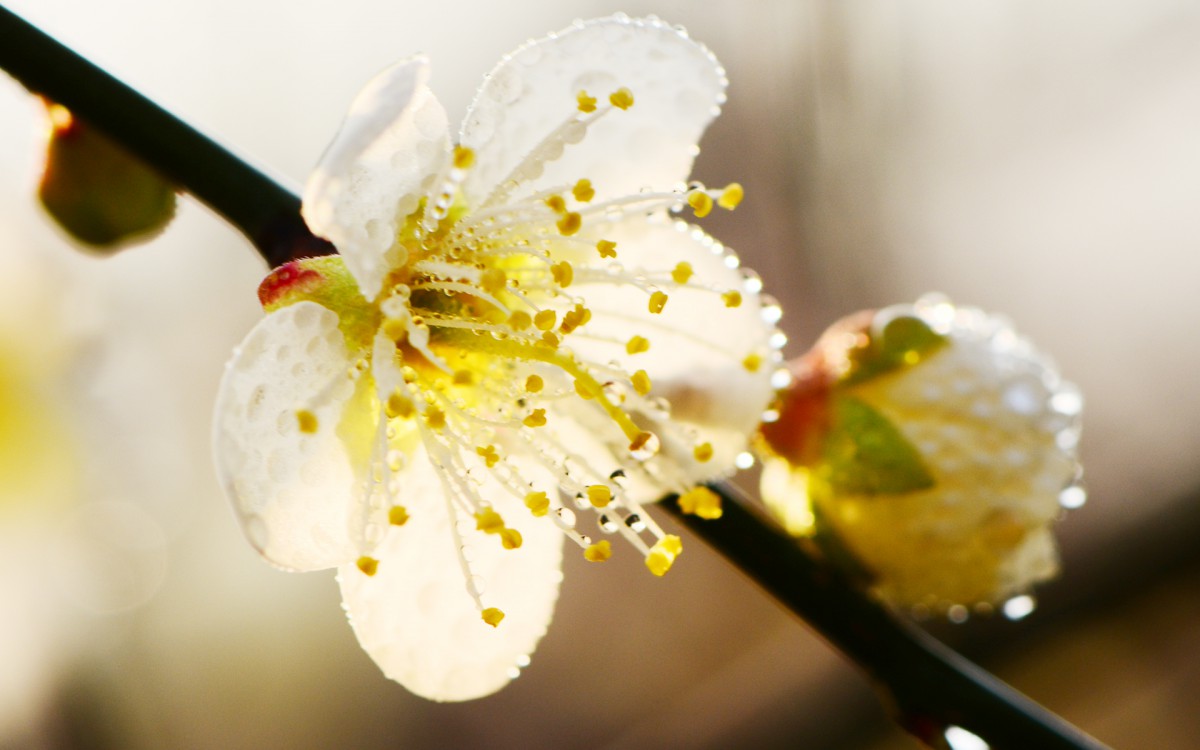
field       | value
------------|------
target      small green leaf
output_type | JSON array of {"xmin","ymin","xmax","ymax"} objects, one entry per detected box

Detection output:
[
  {"xmin": 818, "ymin": 396, "xmax": 935, "ymax": 495},
  {"xmin": 843, "ymin": 315, "xmax": 946, "ymax": 386},
  {"xmin": 38, "ymin": 103, "xmax": 176, "ymax": 250}
]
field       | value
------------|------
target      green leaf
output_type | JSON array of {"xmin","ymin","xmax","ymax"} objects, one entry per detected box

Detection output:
[
  {"xmin": 842, "ymin": 314, "xmax": 946, "ymax": 386},
  {"xmin": 38, "ymin": 104, "xmax": 176, "ymax": 250},
  {"xmin": 818, "ymin": 396, "xmax": 935, "ymax": 496}
]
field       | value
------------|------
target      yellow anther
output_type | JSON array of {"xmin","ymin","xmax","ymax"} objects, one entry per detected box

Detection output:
[
  {"xmin": 480, "ymin": 267, "xmax": 507, "ymax": 294},
  {"xmin": 545, "ymin": 195, "xmax": 567, "ymax": 214},
  {"xmin": 453, "ymin": 370, "xmax": 475, "ymax": 386},
  {"xmin": 475, "ymin": 444, "xmax": 500, "ymax": 467},
  {"xmin": 385, "ymin": 390, "xmax": 415, "ymax": 419},
  {"xmin": 631, "ymin": 369, "xmax": 652, "ymax": 396},
  {"xmin": 382, "ymin": 317, "xmax": 408, "ymax": 343},
  {"xmin": 356, "ymin": 556, "xmax": 379, "ymax": 576},
  {"xmin": 609, "ymin": 87, "xmax": 635, "ymax": 110},
  {"xmin": 586, "ymin": 484, "xmax": 612, "ymax": 508},
  {"xmin": 296, "ymin": 409, "xmax": 319, "ymax": 434},
  {"xmin": 525, "ymin": 374, "xmax": 544, "ymax": 392},
  {"xmin": 688, "ymin": 191, "xmax": 714, "ymax": 218},
  {"xmin": 388, "ymin": 505, "xmax": 410, "ymax": 526},
  {"xmin": 648, "ymin": 291, "xmax": 669, "ymax": 314},
  {"xmin": 722, "ymin": 290, "xmax": 743, "ymax": 308},
  {"xmin": 572, "ymin": 179, "xmax": 595, "ymax": 203},
  {"xmin": 551, "ymin": 261, "xmax": 574, "ymax": 288},
  {"xmin": 557, "ymin": 212, "xmax": 582, "ymax": 236},
  {"xmin": 560, "ymin": 303, "xmax": 591, "ymax": 334},
  {"xmin": 534, "ymin": 309, "xmax": 557, "ymax": 331},
  {"xmin": 693, "ymin": 442, "xmax": 714, "ymax": 463},
  {"xmin": 671, "ymin": 261, "xmax": 695, "ymax": 285},
  {"xmin": 678, "ymin": 486, "xmax": 723, "ymax": 520},
  {"xmin": 742, "ymin": 353, "xmax": 763, "ymax": 372},
  {"xmin": 475, "ymin": 507, "xmax": 505, "ymax": 534},
  {"xmin": 541, "ymin": 331, "xmax": 561, "ymax": 348},
  {"xmin": 645, "ymin": 535, "xmax": 683, "ymax": 576},
  {"xmin": 481, "ymin": 607, "xmax": 505, "ymax": 627},
  {"xmin": 576, "ymin": 90, "xmax": 597, "ymax": 113},
  {"xmin": 596, "ymin": 240, "xmax": 617, "ymax": 259},
  {"xmin": 524, "ymin": 491, "xmax": 550, "ymax": 517},
  {"xmin": 500, "ymin": 528, "xmax": 523, "ymax": 550},
  {"xmin": 626, "ymin": 335, "xmax": 651, "ymax": 355},
  {"xmin": 508, "ymin": 310, "xmax": 532, "ymax": 331},
  {"xmin": 453, "ymin": 145, "xmax": 476, "ymax": 170},
  {"xmin": 523, "ymin": 408, "xmax": 547, "ymax": 428},
  {"xmin": 584, "ymin": 540, "xmax": 613, "ymax": 562},
  {"xmin": 425, "ymin": 407, "xmax": 446, "ymax": 431},
  {"xmin": 717, "ymin": 182, "xmax": 744, "ymax": 210}
]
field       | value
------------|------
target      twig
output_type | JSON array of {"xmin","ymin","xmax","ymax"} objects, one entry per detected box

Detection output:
[{"xmin": 0, "ymin": 7, "xmax": 1110, "ymax": 749}]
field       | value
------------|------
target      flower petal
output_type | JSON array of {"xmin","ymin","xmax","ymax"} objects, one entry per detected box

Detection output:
[
  {"xmin": 303, "ymin": 57, "xmax": 450, "ymax": 300},
  {"xmin": 213, "ymin": 301, "xmax": 363, "ymax": 571},
  {"xmin": 338, "ymin": 449, "xmax": 563, "ymax": 701},
  {"xmin": 460, "ymin": 15, "xmax": 726, "ymax": 205},
  {"xmin": 568, "ymin": 218, "xmax": 779, "ymax": 483}
]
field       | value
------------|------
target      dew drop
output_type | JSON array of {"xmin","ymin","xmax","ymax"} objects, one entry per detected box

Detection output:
[
  {"xmin": 630, "ymin": 431, "xmax": 661, "ymax": 460},
  {"xmin": 1059, "ymin": 485, "xmax": 1087, "ymax": 509},
  {"xmin": 947, "ymin": 604, "xmax": 969, "ymax": 624},
  {"xmin": 624, "ymin": 513, "xmax": 646, "ymax": 532},
  {"xmin": 1002, "ymin": 594, "xmax": 1036, "ymax": 620},
  {"xmin": 734, "ymin": 452, "xmax": 755, "ymax": 470},
  {"xmin": 552, "ymin": 507, "xmax": 577, "ymax": 530},
  {"xmin": 598, "ymin": 515, "xmax": 619, "ymax": 533}
]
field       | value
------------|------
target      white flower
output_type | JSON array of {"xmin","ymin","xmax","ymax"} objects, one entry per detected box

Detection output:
[
  {"xmin": 213, "ymin": 16, "xmax": 784, "ymax": 701},
  {"xmin": 759, "ymin": 295, "xmax": 1082, "ymax": 614}
]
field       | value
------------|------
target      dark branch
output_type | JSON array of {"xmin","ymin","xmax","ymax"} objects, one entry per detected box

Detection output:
[{"xmin": 0, "ymin": 7, "xmax": 1108, "ymax": 749}]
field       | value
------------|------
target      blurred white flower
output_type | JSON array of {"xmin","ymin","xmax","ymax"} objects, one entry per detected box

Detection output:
[
  {"xmin": 759, "ymin": 295, "xmax": 1082, "ymax": 612},
  {"xmin": 214, "ymin": 15, "xmax": 783, "ymax": 701}
]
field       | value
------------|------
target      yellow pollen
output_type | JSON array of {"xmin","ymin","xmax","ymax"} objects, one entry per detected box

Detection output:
[
  {"xmin": 584, "ymin": 540, "xmax": 613, "ymax": 562},
  {"xmin": 388, "ymin": 505, "xmax": 410, "ymax": 526},
  {"xmin": 453, "ymin": 370, "xmax": 475, "ymax": 386},
  {"xmin": 508, "ymin": 310, "xmax": 532, "ymax": 331},
  {"xmin": 524, "ymin": 491, "xmax": 550, "ymax": 517},
  {"xmin": 475, "ymin": 508, "xmax": 505, "ymax": 534},
  {"xmin": 596, "ymin": 240, "xmax": 617, "ymax": 258},
  {"xmin": 425, "ymin": 407, "xmax": 446, "ymax": 431},
  {"xmin": 480, "ymin": 267, "xmax": 507, "ymax": 294},
  {"xmin": 671, "ymin": 261, "xmax": 695, "ymax": 285},
  {"xmin": 296, "ymin": 409, "xmax": 319, "ymax": 434},
  {"xmin": 576, "ymin": 90, "xmax": 597, "ymax": 113},
  {"xmin": 382, "ymin": 317, "xmax": 408, "ymax": 343},
  {"xmin": 534, "ymin": 309, "xmax": 557, "ymax": 331},
  {"xmin": 645, "ymin": 535, "xmax": 683, "ymax": 576},
  {"xmin": 476, "ymin": 444, "xmax": 500, "ymax": 467},
  {"xmin": 742, "ymin": 353, "xmax": 763, "ymax": 372},
  {"xmin": 693, "ymin": 442, "xmax": 714, "ymax": 462},
  {"xmin": 718, "ymin": 182, "xmax": 744, "ymax": 210},
  {"xmin": 523, "ymin": 408, "xmax": 547, "ymax": 428},
  {"xmin": 453, "ymin": 145, "xmax": 476, "ymax": 170},
  {"xmin": 626, "ymin": 335, "xmax": 650, "ymax": 355},
  {"xmin": 648, "ymin": 291, "xmax": 668, "ymax": 314},
  {"xmin": 572, "ymin": 179, "xmax": 595, "ymax": 202},
  {"xmin": 551, "ymin": 261, "xmax": 574, "ymax": 288},
  {"xmin": 545, "ymin": 195, "xmax": 567, "ymax": 214},
  {"xmin": 631, "ymin": 369, "xmax": 652, "ymax": 396},
  {"xmin": 688, "ymin": 191, "xmax": 714, "ymax": 218},
  {"xmin": 609, "ymin": 87, "xmax": 634, "ymax": 110},
  {"xmin": 586, "ymin": 484, "xmax": 612, "ymax": 508},
  {"xmin": 481, "ymin": 607, "xmax": 505, "ymax": 627},
  {"xmin": 356, "ymin": 556, "xmax": 379, "ymax": 576},
  {"xmin": 722, "ymin": 290, "xmax": 743, "ymax": 308},
  {"xmin": 678, "ymin": 486, "xmax": 723, "ymax": 520},
  {"xmin": 557, "ymin": 212, "xmax": 582, "ymax": 236},
  {"xmin": 525, "ymin": 374, "xmax": 544, "ymax": 392},
  {"xmin": 560, "ymin": 303, "xmax": 591, "ymax": 334},
  {"xmin": 386, "ymin": 390, "xmax": 415, "ymax": 419},
  {"xmin": 500, "ymin": 528, "xmax": 523, "ymax": 550},
  {"xmin": 541, "ymin": 331, "xmax": 561, "ymax": 348}
]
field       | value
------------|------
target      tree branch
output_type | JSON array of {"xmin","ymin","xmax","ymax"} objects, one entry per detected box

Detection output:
[{"xmin": 0, "ymin": 7, "xmax": 1108, "ymax": 749}]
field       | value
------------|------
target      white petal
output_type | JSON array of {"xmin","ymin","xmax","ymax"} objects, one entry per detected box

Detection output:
[
  {"xmin": 460, "ymin": 15, "xmax": 725, "ymax": 205},
  {"xmin": 213, "ymin": 302, "xmax": 363, "ymax": 571},
  {"xmin": 338, "ymin": 450, "xmax": 563, "ymax": 701},
  {"xmin": 570, "ymin": 218, "xmax": 777, "ymax": 480},
  {"xmin": 303, "ymin": 57, "xmax": 450, "ymax": 300}
]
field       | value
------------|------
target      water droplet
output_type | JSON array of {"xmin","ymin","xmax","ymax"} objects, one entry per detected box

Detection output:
[
  {"xmin": 947, "ymin": 604, "xmax": 969, "ymax": 624},
  {"xmin": 1049, "ymin": 385, "xmax": 1083, "ymax": 417},
  {"xmin": 598, "ymin": 515, "xmax": 618, "ymax": 533},
  {"xmin": 1059, "ymin": 485, "xmax": 1087, "ymax": 509},
  {"xmin": 552, "ymin": 507, "xmax": 577, "ymax": 529},
  {"xmin": 944, "ymin": 725, "xmax": 989, "ymax": 750},
  {"xmin": 759, "ymin": 295, "xmax": 783, "ymax": 324},
  {"xmin": 244, "ymin": 513, "xmax": 269, "ymax": 552},
  {"xmin": 769, "ymin": 330, "xmax": 788, "ymax": 350},
  {"xmin": 740, "ymin": 269, "xmax": 763, "ymax": 294},
  {"xmin": 630, "ymin": 431, "xmax": 661, "ymax": 460},
  {"xmin": 735, "ymin": 452, "xmax": 755, "ymax": 470},
  {"xmin": 1002, "ymin": 594, "xmax": 1036, "ymax": 620},
  {"xmin": 770, "ymin": 368, "xmax": 793, "ymax": 389},
  {"xmin": 624, "ymin": 513, "xmax": 646, "ymax": 532}
]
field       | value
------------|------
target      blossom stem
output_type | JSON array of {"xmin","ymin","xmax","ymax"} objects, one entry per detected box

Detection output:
[
  {"xmin": 664, "ymin": 487, "xmax": 1109, "ymax": 750},
  {"xmin": 0, "ymin": 5, "xmax": 334, "ymax": 267},
  {"xmin": 0, "ymin": 10, "xmax": 1107, "ymax": 749}
]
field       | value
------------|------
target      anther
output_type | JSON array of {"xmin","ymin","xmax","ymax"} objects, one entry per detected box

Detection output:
[
  {"xmin": 677, "ymin": 486, "xmax": 723, "ymax": 519},
  {"xmin": 388, "ymin": 506, "xmax": 410, "ymax": 526},
  {"xmin": 545, "ymin": 195, "xmax": 567, "ymax": 214},
  {"xmin": 356, "ymin": 556, "xmax": 380, "ymax": 576},
  {"xmin": 586, "ymin": 485, "xmax": 612, "ymax": 508},
  {"xmin": 534, "ymin": 310, "xmax": 557, "ymax": 331},
  {"xmin": 626, "ymin": 335, "xmax": 650, "ymax": 355},
  {"xmin": 631, "ymin": 369, "xmax": 652, "ymax": 396},
  {"xmin": 551, "ymin": 261, "xmax": 574, "ymax": 288},
  {"xmin": 722, "ymin": 290, "xmax": 743, "ymax": 308},
  {"xmin": 717, "ymin": 182, "xmax": 744, "ymax": 210},
  {"xmin": 525, "ymin": 374, "xmax": 544, "ymax": 392},
  {"xmin": 693, "ymin": 442, "xmax": 714, "ymax": 463},
  {"xmin": 572, "ymin": 179, "xmax": 595, "ymax": 202},
  {"xmin": 576, "ymin": 90, "xmax": 598, "ymax": 113},
  {"xmin": 584, "ymin": 540, "xmax": 613, "ymax": 562},
  {"xmin": 523, "ymin": 409, "xmax": 547, "ymax": 428},
  {"xmin": 648, "ymin": 291, "xmax": 668, "ymax": 314},
  {"xmin": 609, "ymin": 87, "xmax": 635, "ymax": 110},
  {"xmin": 557, "ymin": 212, "xmax": 582, "ymax": 236},
  {"xmin": 475, "ymin": 508, "xmax": 505, "ymax": 534},
  {"xmin": 500, "ymin": 528, "xmax": 523, "ymax": 550},
  {"xmin": 509, "ymin": 310, "xmax": 532, "ymax": 330},
  {"xmin": 672, "ymin": 262, "xmax": 694, "ymax": 284},
  {"xmin": 296, "ymin": 409, "xmax": 319, "ymax": 434},
  {"xmin": 524, "ymin": 491, "xmax": 550, "ymax": 517},
  {"xmin": 596, "ymin": 240, "xmax": 617, "ymax": 258},
  {"xmin": 645, "ymin": 535, "xmax": 682, "ymax": 576},
  {"xmin": 742, "ymin": 353, "xmax": 763, "ymax": 372},
  {"xmin": 688, "ymin": 191, "xmax": 714, "ymax": 218},
  {"xmin": 453, "ymin": 145, "xmax": 476, "ymax": 170},
  {"xmin": 475, "ymin": 445, "xmax": 501, "ymax": 467},
  {"xmin": 481, "ymin": 607, "xmax": 505, "ymax": 627}
]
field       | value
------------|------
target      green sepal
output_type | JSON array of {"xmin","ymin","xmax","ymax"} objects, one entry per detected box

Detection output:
[
  {"xmin": 817, "ymin": 395, "xmax": 935, "ymax": 496},
  {"xmin": 842, "ymin": 315, "xmax": 946, "ymax": 387}
]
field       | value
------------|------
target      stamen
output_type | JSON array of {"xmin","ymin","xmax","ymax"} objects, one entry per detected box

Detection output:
[
  {"xmin": 631, "ymin": 370, "xmax": 652, "ymax": 396},
  {"xmin": 677, "ymin": 486, "xmax": 723, "ymax": 519},
  {"xmin": 388, "ymin": 506, "xmax": 410, "ymax": 525},
  {"xmin": 572, "ymin": 179, "xmax": 595, "ymax": 202},
  {"xmin": 717, "ymin": 182, "xmax": 744, "ymax": 210},
  {"xmin": 648, "ymin": 291, "xmax": 668, "ymax": 314},
  {"xmin": 525, "ymin": 491, "xmax": 550, "ymax": 516},
  {"xmin": 609, "ymin": 87, "xmax": 635, "ymax": 110},
  {"xmin": 576, "ymin": 90, "xmax": 597, "ymax": 113},
  {"xmin": 688, "ymin": 191, "xmax": 714, "ymax": 218},
  {"xmin": 481, "ymin": 607, "xmax": 505, "ymax": 627},
  {"xmin": 626, "ymin": 335, "xmax": 651, "ymax": 355},
  {"xmin": 645, "ymin": 535, "xmax": 682, "ymax": 576},
  {"xmin": 597, "ymin": 240, "xmax": 617, "ymax": 258},
  {"xmin": 296, "ymin": 409, "xmax": 319, "ymax": 434},
  {"xmin": 672, "ymin": 262, "xmax": 694, "ymax": 284},
  {"xmin": 356, "ymin": 556, "xmax": 380, "ymax": 576},
  {"xmin": 584, "ymin": 540, "xmax": 613, "ymax": 562}
]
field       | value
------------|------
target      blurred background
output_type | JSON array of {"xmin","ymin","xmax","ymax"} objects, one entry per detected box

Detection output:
[{"xmin": 2, "ymin": 1, "xmax": 1199, "ymax": 747}]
